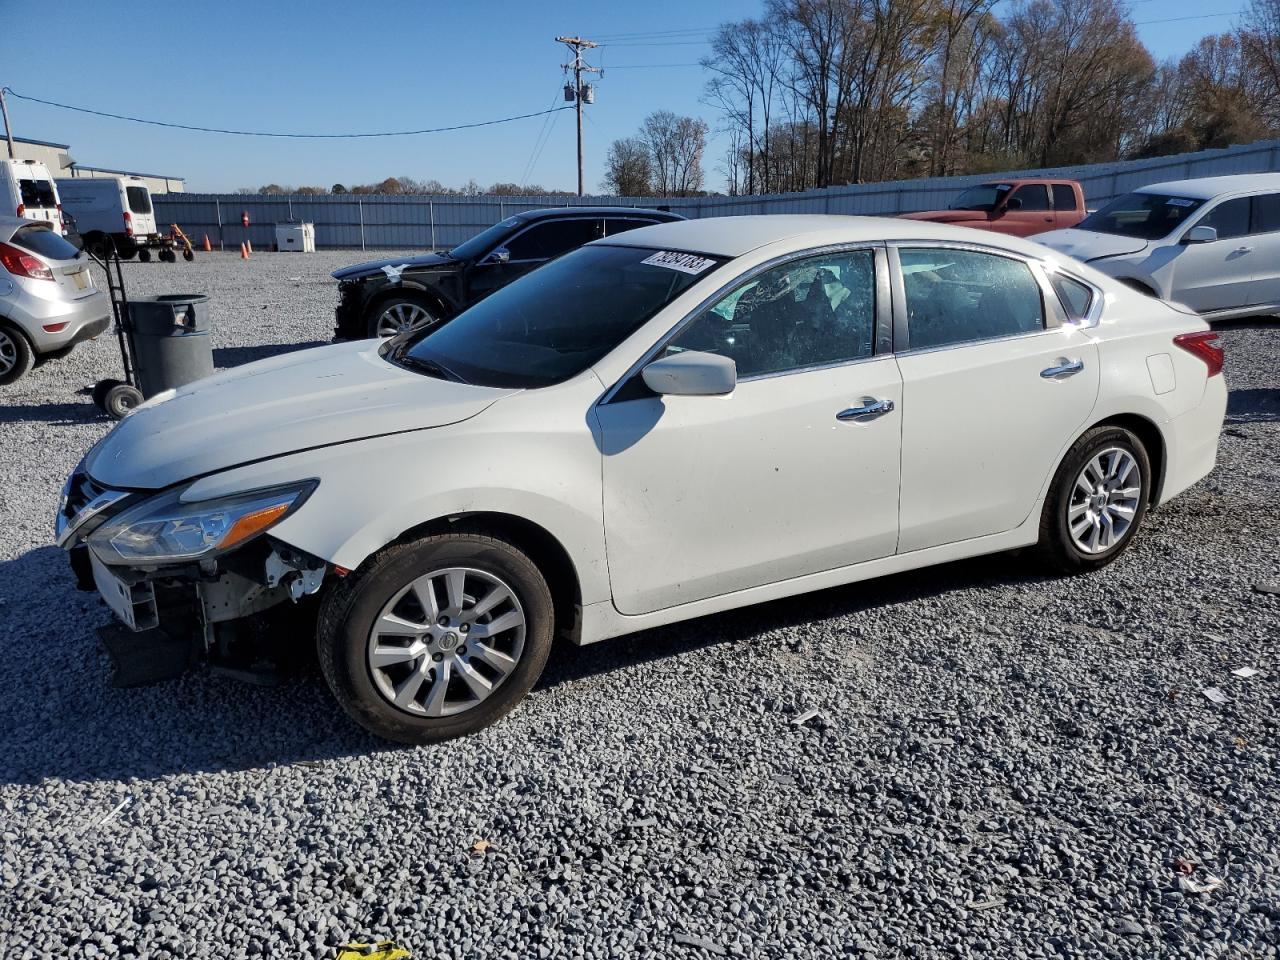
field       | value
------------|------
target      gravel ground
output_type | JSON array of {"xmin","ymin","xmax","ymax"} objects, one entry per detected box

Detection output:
[{"xmin": 1, "ymin": 250, "xmax": 1277, "ymax": 959}]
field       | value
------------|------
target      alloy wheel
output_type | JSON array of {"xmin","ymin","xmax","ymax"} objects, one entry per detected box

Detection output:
[
  {"xmin": 376, "ymin": 302, "xmax": 435, "ymax": 337},
  {"xmin": 367, "ymin": 566, "xmax": 527, "ymax": 718},
  {"xmin": 0, "ymin": 329, "xmax": 15, "ymax": 375},
  {"xmin": 1067, "ymin": 447, "xmax": 1142, "ymax": 554}
]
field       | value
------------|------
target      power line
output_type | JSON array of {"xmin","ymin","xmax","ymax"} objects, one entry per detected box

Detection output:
[
  {"xmin": 1133, "ymin": 9, "xmax": 1243, "ymax": 21},
  {"xmin": 607, "ymin": 62, "xmax": 704, "ymax": 69},
  {"xmin": 1, "ymin": 87, "xmax": 572, "ymax": 139},
  {"xmin": 521, "ymin": 87, "xmax": 566, "ymax": 186}
]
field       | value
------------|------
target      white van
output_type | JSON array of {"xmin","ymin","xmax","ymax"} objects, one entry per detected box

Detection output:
[
  {"xmin": 55, "ymin": 175, "xmax": 161, "ymax": 260},
  {"xmin": 1, "ymin": 159, "xmax": 64, "ymax": 234}
]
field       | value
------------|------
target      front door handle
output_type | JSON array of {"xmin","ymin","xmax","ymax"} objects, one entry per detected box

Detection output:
[
  {"xmin": 837, "ymin": 397, "xmax": 895, "ymax": 421},
  {"xmin": 1041, "ymin": 358, "xmax": 1084, "ymax": 379}
]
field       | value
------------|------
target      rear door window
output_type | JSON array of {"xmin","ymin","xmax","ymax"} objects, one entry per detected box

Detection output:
[
  {"xmin": 126, "ymin": 186, "xmax": 152, "ymax": 214},
  {"xmin": 1250, "ymin": 193, "xmax": 1280, "ymax": 233},
  {"xmin": 1011, "ymin": 184, "xmax": 1050, "ymax": 211},
  {"xmin": 12, "ymin": 224, "xmax": 80, "ymax": 261},
  {"xmin": 1199, "ymin": 197, "xmax": 1251, "ymax": 239},
  {"xmin": 19, "ymin": 178, "xmax": 57, "ymax": 208},
  {"xmin": 1052, "ymin": 184, "xmax": 1078, "ymax": 211},
  {"xmin": 900, "ymin": 248, "xmax": 1045, "ymax": 350},
  {"xmin": 603, "ymin": 217, "xmax": 658, "ymax": 236},
  {"xmin": 504, "ymin": 218, "xmax": 602, "ymax": 261}
]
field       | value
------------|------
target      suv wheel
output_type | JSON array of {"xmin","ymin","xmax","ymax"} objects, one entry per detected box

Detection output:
[
  {"xmin": 0, "ymin": 323, "xmax": 35, "ymax": 385},
  {"xmin": 317, "ymin": 532, "xmax": 554, "ymax": 743},
  {"xmin": 368, "ymin": 296, "xmax": 441, "ymax": 338}
]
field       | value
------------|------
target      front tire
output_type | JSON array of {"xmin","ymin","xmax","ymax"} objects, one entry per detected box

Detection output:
[
  {"xmin": 1038, "ymin": 426, "xmax": 1151, "ymax": 573},
  {"xmin": 317, "ymin": 532, "xmax": 554, "ymax": 744},
  {"xmin": 367, "ymin": 295, "xmax": 442, "ymax": 338}
]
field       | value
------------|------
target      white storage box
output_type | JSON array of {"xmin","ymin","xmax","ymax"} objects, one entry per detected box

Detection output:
[{"xmin": 275, "ymin": 222, "xmax": 315, "ymax": 252}]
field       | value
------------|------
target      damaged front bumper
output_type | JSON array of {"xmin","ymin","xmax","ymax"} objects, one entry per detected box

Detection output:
[{"xmin": 57, "ymin": 468, "xmax": 328, "ymax": 680}]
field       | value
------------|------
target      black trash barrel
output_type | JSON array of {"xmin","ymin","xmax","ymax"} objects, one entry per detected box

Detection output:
[{"xmin": 126, "ymin": 294, "xmax": 214, "ymax": 397}]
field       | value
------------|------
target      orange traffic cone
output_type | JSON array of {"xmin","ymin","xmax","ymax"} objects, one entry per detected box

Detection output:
[
  {"xmin": 202, "ymin": 234, "xmax": 212, "ymax": 252},
  {"xmin": 240, "ymin": 242, "xmax": 249, "ymax": 259},
  {"xmin": 246, "ymin": 239, "xmax": 253, "ymax": 255}
]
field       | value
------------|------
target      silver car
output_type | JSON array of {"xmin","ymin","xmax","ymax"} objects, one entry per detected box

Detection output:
[{"xmin": 0, "ymin": 215, "xmax": 111, "ymax": 384}]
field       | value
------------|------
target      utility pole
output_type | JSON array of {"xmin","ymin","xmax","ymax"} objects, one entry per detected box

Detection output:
[
  {"xmin": 0, "ymin": 88, "xmax": 16, "ymax": 160},
  {"xmin": 556, "ymin": 36, "xmax": 599, "ymax": 197}
]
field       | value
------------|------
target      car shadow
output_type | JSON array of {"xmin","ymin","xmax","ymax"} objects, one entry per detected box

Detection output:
[
  {"xmin": 1225, "ymin": 387, "xmax": 1280, "ymax": 425},
  {"xmin": 0, "ymin": 544, "xmax": 1041, "ymax": 786},
  {"xmin": 538, "ymin": 550, "xmax": 1039, "ymax": 689},
  {"xmin": 0, "ymin": 399, "xmax": 105, "ymax": 425},
  {"xmin": 212, "ymin": 340, "xmax": 328, "ymax": 368}
]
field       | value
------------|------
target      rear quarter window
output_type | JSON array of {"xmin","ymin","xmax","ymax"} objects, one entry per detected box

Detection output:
[{"xmin": 1050, "ymin": 273, "xmax": 1094, "ymax": 321}]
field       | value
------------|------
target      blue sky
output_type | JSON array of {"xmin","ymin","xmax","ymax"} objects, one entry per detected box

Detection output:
[{"xmin": 1, "ymin": 0, "xmax": 1250, "ymax": 194}]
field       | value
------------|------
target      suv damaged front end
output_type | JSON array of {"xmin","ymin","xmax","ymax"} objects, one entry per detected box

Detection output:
[{"xmin": 57, "ymin": 467, "xmax": 330, "ymax": 681}]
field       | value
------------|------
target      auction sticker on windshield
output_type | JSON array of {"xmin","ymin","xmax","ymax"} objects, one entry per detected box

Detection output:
[{"xmin": 641, "ymin": 251, "xmax": 717, "ymax": 275}]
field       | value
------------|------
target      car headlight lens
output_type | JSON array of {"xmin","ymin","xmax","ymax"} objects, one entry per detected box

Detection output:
[{"xmin": 87, "ymin": 481, "xmax": 316, "ymax": 565}]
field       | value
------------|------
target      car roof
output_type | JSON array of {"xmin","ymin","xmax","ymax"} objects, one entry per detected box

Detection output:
[
  {"xmin": 518, "ymin": 206, "xmax": 683, "ymax": 221},
  {"xmin": 591, "ymin": 214, "xmax": 1059, "ymax": 259},
  {"xmin": 1136, "ymin": 172, "xmax": 1280, "ymax": 199}
]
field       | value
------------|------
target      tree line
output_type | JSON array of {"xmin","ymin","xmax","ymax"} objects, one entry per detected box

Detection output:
[
  {"xmin": 235, "ymin": 178, "xmax": 574, "ymax": 197},
  {"xmin": 697, "ymin": 0, "xmax": 1280, "ymax": 195}
]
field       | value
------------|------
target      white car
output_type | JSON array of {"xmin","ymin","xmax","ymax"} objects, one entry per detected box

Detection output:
[
  {"xmin": 56, "ymin": 217, "xmax": 1227, "ymax": 743},
  {"xmin": 1037, "ymin": 173, "xmax": 1280, "ymax": 320}
]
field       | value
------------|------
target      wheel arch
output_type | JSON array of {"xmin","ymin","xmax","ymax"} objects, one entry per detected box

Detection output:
[
  {"xmin": 379, "ymin": 511, "xmax": 584, "ymax": 644},
  {"xmin": 364, "ymin": 283, "xmax": 456, "ymax": 328},
  {"xmin": 1116, "ymin": 277, "xmax": 1158, "ymax": 298},
  {"xmin": 1060, "ymin": 412, "xmax": 1168, "ymax": 507}
]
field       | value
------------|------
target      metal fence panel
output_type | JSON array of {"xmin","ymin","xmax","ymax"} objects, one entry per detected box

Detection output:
[{"xmin": 155, "ymin": 139, "xmax": 1280, "ymax": 250}]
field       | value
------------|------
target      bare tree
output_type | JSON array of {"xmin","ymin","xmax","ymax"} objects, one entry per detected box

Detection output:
[
  {"xmin": 603, "ymin": 137, "xmax": 654, "ymax": 196},
  {"xmin": 641, "ymin": 111, "xmax": 709, "ymax": 196}
]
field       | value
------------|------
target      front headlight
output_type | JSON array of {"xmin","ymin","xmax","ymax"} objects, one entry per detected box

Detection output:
[{"xmin": 86, "ymin": 481, "xmax": 316, "ymax": 565}]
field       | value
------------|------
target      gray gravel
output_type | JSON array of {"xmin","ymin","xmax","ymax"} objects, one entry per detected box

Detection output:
[{"xmin": 1, "ymin": 250, "xmax": 1278, "ymax": 958}]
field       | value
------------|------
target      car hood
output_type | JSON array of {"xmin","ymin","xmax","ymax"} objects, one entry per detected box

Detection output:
[
  {"xmin": 85, "ymin": 340, "xmax": 517, "ymax": 490},
  {"xmin": 900, "ymin": 210, "xmax": 990, "ymax": 224},
  {"xmin": 331, "ymin": 251, "xmax": 454, "ymax": 280},
  {"xmin": 1037, "ymin": 228, "xmax": 1148, "ymax": 261}
]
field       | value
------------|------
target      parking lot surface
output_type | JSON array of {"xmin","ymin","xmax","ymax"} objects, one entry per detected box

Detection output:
[{"xmin": 1, "ymin": 250, "xmax": 1277, "ymax": 958}]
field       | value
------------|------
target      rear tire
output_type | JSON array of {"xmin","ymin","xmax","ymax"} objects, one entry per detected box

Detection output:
[
  {"xmin": 0, "ymin": 323, "xmax": 35, "ymax": 385},
  {"xmin": 1037, "ymin": 426, "xmax": 1151, "ymax": 573},
  {"xmin": 317, "ymin": 532, "xmax": 554, "ymax": 744}
]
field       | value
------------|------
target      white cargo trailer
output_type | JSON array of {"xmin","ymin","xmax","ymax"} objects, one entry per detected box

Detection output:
[{"xmin": 55, "ymin": 176, "xmax": 165, "ymax": 261}]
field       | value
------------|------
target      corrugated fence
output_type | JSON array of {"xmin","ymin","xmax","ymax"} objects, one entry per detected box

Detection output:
[{"xmin": 156, "ymin": 138, "xmax": 1280, "ymax": 251}]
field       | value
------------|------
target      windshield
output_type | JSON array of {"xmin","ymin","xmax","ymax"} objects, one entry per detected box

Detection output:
[
  {"xmin": 949, "ymin": 183, "xmax": 1012, "ymax": 211},
  {"xmin": 448, "ymin": 215, "xmax": 524, "ymax": 261},
  {"xmin": 389, "ymin": 244, "xmax": 724, "ymax": 388},
  {"xmin": 1078, "ymin": 192, "xmax": 1206, "ymax": 240}
]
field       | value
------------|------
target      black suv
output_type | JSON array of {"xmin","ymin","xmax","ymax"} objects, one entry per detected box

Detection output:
[{"xmin": 332, "ymin": 206, "xmax": 684, "ymax": 339}]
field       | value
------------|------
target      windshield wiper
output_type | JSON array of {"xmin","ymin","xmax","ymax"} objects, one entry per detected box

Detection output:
[{"xmin": 395, "ymin": 351, "xmax": 468, "ymax": 383}]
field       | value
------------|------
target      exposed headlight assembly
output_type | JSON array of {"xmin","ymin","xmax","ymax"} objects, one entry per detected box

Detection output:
[{"xmin": 87, "ymin": 481, "xmax": 317, "ymax": 566}]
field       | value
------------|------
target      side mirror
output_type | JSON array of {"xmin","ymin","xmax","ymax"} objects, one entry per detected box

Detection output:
[
  {"xmin": 1004, "ymin": 196, "xmax": 1023, "ymax": 211},
  {"xmin": 1183, "ymin": 225, "xmax": 1218, "ymax": 244},
  {"xmin": 487, "ymin": 247, "xmax": 511, "ymax": 264},
  {"xmin": 642, "ymin": 350, "xmax": 736, "ymax": 397}
]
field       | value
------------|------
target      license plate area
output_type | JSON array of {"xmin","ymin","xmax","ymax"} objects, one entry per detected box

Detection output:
[{"xmin": 91, "ymin": 552, "xmax": 158, "ymax": 632}]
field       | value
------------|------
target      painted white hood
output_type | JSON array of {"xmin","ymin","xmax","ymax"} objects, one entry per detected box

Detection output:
[
  {"xmin": 85, "ymin": 340, "xmax": 517, "ymax": 490},
  {"xmin": 1037, "ymin": 228, "xmax": 1149, "ymax": 262}
]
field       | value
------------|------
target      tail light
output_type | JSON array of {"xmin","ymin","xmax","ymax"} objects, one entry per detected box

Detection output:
[
  {"xmin": 1173, "ymin": 331, "xmax": 1223, "ymax": 377},
  {"xmin": 0, "ymin": 242, "xmax": 55, "ymax": 281},
  {"xmin": 123, "ymin": 211, "xmax": 134, "ymax": 237},
  {"xmin": 15, "ymin": 203, "xmax": 25, "ymax": 218}
]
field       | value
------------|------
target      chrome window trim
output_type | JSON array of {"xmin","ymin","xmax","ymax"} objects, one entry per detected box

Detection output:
[
  {"xmin": 597, "ymin": 242, "xmax": 889, "ymax": 405},
  {"xmin": 888, "ymin": 239, "xmax": 1090, "ymax": 354},
  {"xmin": 479, "ymin": 216, "xmax": 604, "ymax": 265},
  {"xmin": 1039, "ymin": 262, "xmax": 1105, "ymax": 329}
]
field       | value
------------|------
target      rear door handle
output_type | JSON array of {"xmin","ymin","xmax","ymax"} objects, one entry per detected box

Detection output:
[
  {"xmin": 836, "ymin": 397, "xmax": 895, "ymax": 421},
  {"xmin": 1041, "ymin": 358, "xmax": 1084, "ymax": 379},
  {"xmin": 1235, "ymin": 245, "xmax": 1255, "ymax": 253}
]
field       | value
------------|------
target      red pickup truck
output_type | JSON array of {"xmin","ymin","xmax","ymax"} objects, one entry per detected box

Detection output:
[{"xmin": 900, "ymin": 178, "xmax": 1087, "ymax": 237}]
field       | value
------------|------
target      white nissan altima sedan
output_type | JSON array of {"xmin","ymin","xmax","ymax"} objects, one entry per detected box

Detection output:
[{"xmin": 57, "ymin": 216, "xmax": 1227, "ymax": 743}]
